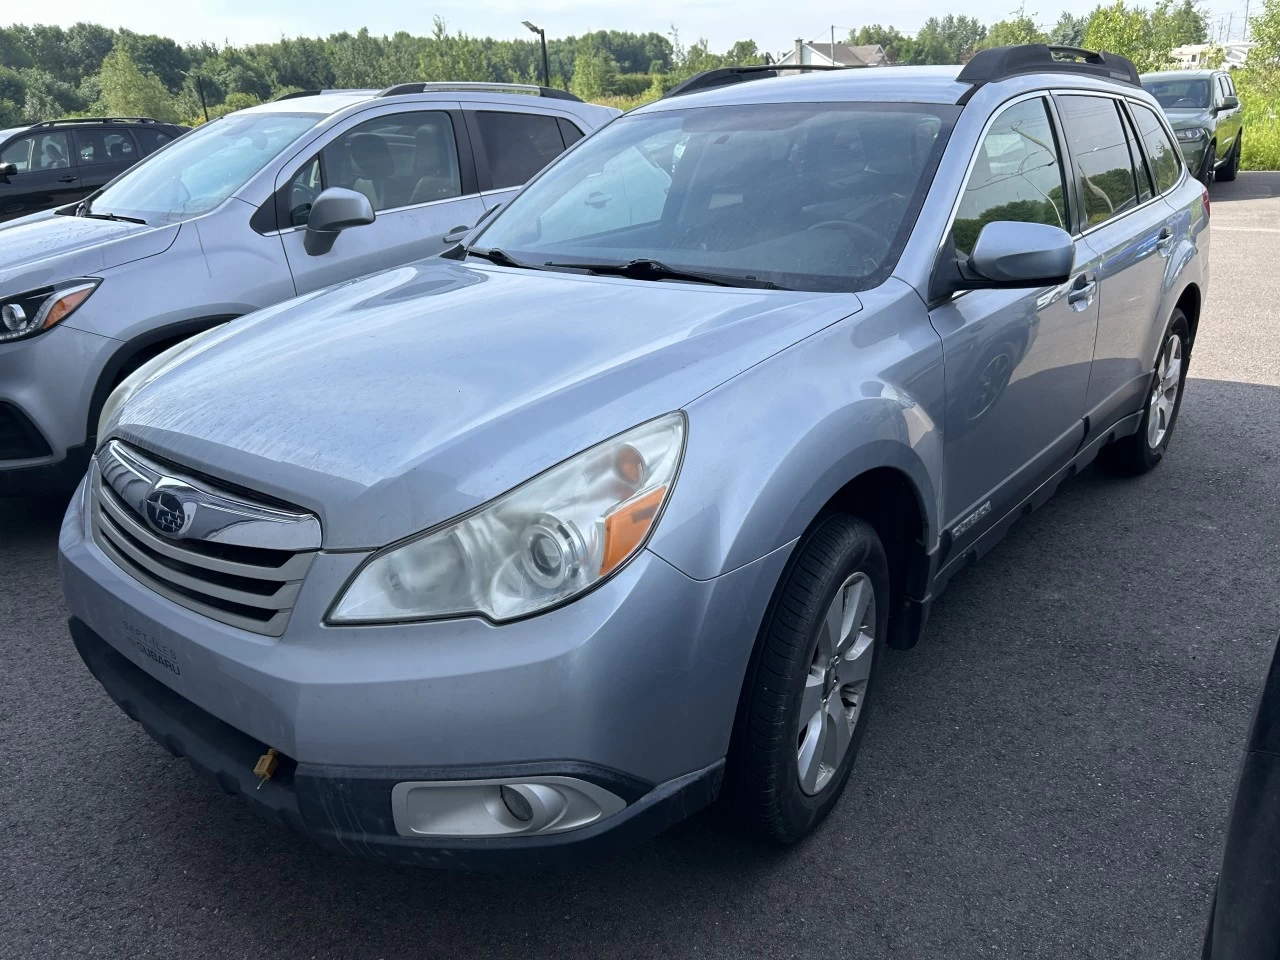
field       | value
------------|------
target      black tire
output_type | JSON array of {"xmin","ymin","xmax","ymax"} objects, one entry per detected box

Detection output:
[
  {"xmin": 1101, "ymin": 309, "xmax": 1190, "ymax": 475},
  {"xmin": 1216, "ymin": 135, "xmax": 1241, "ymax": 182},
  {"xmin": 725, "ymin": 513, "xmax": 890, "ymax": 844},
  {"xmin": 1199, "ymin": 145, "xmax": 1216, "ymax": 188}
]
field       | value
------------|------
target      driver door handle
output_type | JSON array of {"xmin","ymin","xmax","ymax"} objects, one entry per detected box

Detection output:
[
  {"xmin": 1067, "ymin": 273, "xmax": 1096, "ymax": 307},
  {"xmin": 57, "ymin": 175, "xmax": 79, "ymax": 183},
  {"xmin": 442, "ymin": 224, "xmax": 472, "ymax": 244},
  {"xmin": 1157, "ymin": 226, "xmax": 1174, "ymax": 255}
]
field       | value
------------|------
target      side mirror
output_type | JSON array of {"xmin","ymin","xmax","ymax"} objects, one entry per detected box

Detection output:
[
  {"xmin": 304, "ymin": 187, "xmax": 375, "ymax": 256},
  {"xmin": 967, "ymin": 221, "xmax": 1074, "ymax": 287},
  {"xmin": 1220, "ymin": 95, "xmax": 1240, "ymax": 111},
  {"xmin": 0, "ymin": 161, "xmax": 16, "ymax": 181}
]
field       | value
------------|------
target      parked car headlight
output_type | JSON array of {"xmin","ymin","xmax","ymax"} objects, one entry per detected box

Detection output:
[
  {"xmin": 330, "ymin": 412, "xmax": 686, "ymax": 624},
  {"xmin": 96, "ymin": 325, "xmax": 227, "ymax": 444},
  {"xmin": 1176, "ymin": 128, "xmax": 1208, "ymax": 142},
  {"xmin": 0, "ymin": 278, "xmax": 99, "ymax": 343}
]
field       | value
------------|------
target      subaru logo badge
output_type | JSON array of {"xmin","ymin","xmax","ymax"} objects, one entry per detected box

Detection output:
[{"xmin": 144, "ymin": 489, "xmax": 190, "ymax": 537}]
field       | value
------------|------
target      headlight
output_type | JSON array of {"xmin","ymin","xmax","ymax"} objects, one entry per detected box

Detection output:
[
  {"xmin": 1176, "ymin": 128, "xmax": 1208, "ymax": 142},
  {"xmin": 330, "ymin": 412, "xmax": 686, "ymax": 624},
  {"xmin": 95, "ymin": 325, "xmax": 227, "ymax": 443},
  {"xmin": 0, "ymin": 279, "xmax": 99, "ymax": 343}
]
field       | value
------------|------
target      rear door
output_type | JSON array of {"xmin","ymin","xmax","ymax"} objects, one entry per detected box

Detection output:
[
  {"xmin": 1055, "ymin": 93, "xmax": 1177, "ymax": 430},
  {"xmin": 0, "ymin": 130, "xmax": 83, "ymax": 220},
  {"xmin": 277, "ymin": 105, "xmax": 487, "ymax": 295},
  {"xmin": 463, "ymin": 107, "xmax": 581, "ymax": 210},
  {"xmin": 71, "ymin": 126, "xmax": 141, "ymax": 194}
]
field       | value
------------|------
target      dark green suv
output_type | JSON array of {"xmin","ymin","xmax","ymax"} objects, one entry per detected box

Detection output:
[{"xmin": 1141, "ymin": 69, "xmax": 1243, "ymax": 185}]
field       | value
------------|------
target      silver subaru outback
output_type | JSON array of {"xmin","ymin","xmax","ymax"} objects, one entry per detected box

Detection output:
[
  {"xmin": 60, "ymin": 46, "xmax": 1209, "ymax": 869},
  {"xmin": 0, "ymin": 84, "xmax": 617, "ymax": 495}
]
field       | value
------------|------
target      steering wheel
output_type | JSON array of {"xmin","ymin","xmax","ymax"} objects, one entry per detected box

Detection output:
[{"xmin": 805, "ymin": 219, "xmax": 891, "ymax": 258}]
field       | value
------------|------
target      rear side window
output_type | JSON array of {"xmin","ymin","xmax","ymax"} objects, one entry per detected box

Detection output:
[
  {"xmin": 475, "ymin": 111, "xmax": 566, "ymax": 190},
  {"xmin": 557, "ymin": 117, "xmax": 585, "ymax": 148},
  {"xmin": 72, "ymin": 129, "xmax": 138, "ymax": 166},
  {"xmin": 952, "ymin": 97, "xmax": 1068, "ymax": 257},
  {"xmin": 1057, "ymin": 95, "xmax": 1140, "ymax": 229},
  {"xmin": 1130, "ymin": 102, "xmax": 1182, "ymax": 194},
  {"xmin": 132, "ymin": 128, "xmax": 175, "ymax": 154}
]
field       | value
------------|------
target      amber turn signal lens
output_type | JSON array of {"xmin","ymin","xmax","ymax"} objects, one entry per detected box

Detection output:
[
  {"xmin": 43, "ymin": 287, "xmax": 94, "ymax": 329},
  {"xmin": 600, "ymin": 486, "xmax": 667, "ymax": 575}
]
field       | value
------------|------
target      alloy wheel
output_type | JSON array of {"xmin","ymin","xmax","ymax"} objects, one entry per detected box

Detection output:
[
  {"xmin": 1147, "ymin": 333, "xmax": 1183, "ymax": 449},
  {"xmin": 795, "ymin": 571, "xmax": 876, "ymax": 796}
]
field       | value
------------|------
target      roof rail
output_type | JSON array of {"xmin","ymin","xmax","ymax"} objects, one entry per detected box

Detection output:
[
  {"xmin": 29, "ymin": 117, "xmax": 165, "ymax": 127},
  {"xmin": 272, "ymin": 88, "xmax": 379, "ymax": 101},
  {"xmin": 377, "ymin": 81, "xmax": 582, "ymax": 102},
  {"xmin": 956, "ymin": 44, "xmax": 1141, "ymax": 96},
  {"xmin": 662, "ymin": 64, "xmax": 846, "ymax": 99}
]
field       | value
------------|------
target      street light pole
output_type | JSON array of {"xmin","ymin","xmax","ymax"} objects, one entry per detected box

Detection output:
[{"xmin": 522, "ymin": 21, "xmax": 550, "ymax": 87}]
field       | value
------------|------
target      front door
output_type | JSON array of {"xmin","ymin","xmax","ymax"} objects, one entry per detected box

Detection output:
[
  {"xmin": 0, "ymin": 130, "xmax": 84, "ymax": 221},
  {"xmin": 1214, "ymin": 74, "xmax": 1243, "ymax": 164},
  {"xmin": 928, "ymin": 95, "xmax": 1099, "ymax": 543},
  {"xmin": 279, "ymin": 107, "xmax": 486, "ymax": 295}
]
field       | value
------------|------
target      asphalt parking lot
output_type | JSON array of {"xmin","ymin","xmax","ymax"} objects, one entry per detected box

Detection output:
[{"xmin": 4, "ymin": 172, "xmax": 1280, "ymax": 960}]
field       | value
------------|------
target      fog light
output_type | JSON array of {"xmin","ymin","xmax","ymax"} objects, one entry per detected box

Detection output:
[{"xmin": 500, "ymin": 784, "xmax": 534, "ymax": 822}]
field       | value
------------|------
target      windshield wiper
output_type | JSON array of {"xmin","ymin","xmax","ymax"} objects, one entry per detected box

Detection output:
[
  {"xmin": 79, "ymin": 211, "xmax": 148, "ymax": 225},
  {"xmin": 542, "ymin": 258, "xmax": 784, "ymax": 289},
  {"xmin": 466, "ymin": 247, "xmax": 535, "ymax": 269}
]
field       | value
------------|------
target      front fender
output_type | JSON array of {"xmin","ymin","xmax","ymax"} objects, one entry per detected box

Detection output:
[{"xmin": 649, "ymin": 279, "xmax": 946, "ymax": 581}]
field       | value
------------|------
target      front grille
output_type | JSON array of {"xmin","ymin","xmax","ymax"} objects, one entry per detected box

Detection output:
[
  {"xmin": 0, "ymin": 402, "xmax": 52, "ymax": 460},
  {"xmin": 89, "ymin": 442, "xmax": 320, "ymax": 637}
]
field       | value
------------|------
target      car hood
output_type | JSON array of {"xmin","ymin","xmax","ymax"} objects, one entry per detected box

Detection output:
[
  {"xmin": 0, "ymin": 213, "xmax": 180, "ymax": 296},
  {"xmin": 111, "ymin": 260, "xmax": 861, "ymax": 549},
  {"xmin": 1163, "ymin": 108, "xmax": 1214, "ymax": 129}
]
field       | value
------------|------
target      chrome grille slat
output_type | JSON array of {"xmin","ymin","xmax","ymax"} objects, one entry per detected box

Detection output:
[{"xmin": 89, "ymin": 444, "xmax": 320, "ymax": 638}]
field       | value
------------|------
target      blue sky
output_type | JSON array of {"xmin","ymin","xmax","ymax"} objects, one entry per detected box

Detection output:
[{"xmin": 3, "ymin": 0, "xmax": 1255, "ymax": 53}]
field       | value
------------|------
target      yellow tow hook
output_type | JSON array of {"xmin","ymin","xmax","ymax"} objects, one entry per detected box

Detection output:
[{"xmin": 253, "ymin": 748, "xmax": 281, "ymax": 790}]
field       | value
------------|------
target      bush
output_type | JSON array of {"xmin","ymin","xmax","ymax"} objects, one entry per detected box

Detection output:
[
  {"xmin": 1235, "ymin": 67, "xmax": 1280, "ymax": 171},
  {"xmin": 610, "ymin": 72, "xmax": 653, "ymax": 96}
]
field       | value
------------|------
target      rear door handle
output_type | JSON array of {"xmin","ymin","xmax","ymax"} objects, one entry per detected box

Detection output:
[
  {"xmin": 1067, "ymin": 274, "xmax": 1096, "ymax": 306},
  {"xmin": 57, "ymin": 175, "xmax": 79, "ymax": 183},
  {"xmin": 1157, "ymin": 226, "xmax": 1174, "ymax": 254}
]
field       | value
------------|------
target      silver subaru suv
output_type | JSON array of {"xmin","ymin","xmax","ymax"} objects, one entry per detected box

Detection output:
[
  {"xmin": 60, "ymin": 46, "xmax": 1208, "ymax": 869},
  {"xmin": 0, "ymin": 84, "xmax": 617, "ymax": 495}
]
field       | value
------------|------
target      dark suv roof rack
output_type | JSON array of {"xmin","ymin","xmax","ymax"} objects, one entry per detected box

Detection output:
[
  {"xmin": 378, "ymin": 82, "xmax": 582, "ymax": 102},
  {"xmin": 957, "ymin": 44, "xmax": 1141, "ymax": 93},
  {"xmin": 663, "ymin": 65, "xmax": 845, "ymax": 99},
  {"xmin": 28, "ymin": 117, "xmax": 167, "ymax": 127}
]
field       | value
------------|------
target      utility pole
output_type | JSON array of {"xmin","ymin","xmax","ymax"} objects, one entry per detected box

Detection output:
[
  {"xmin": 1227, "ymin": 11, "xmax": 1234, "ymax": 41},
  {"xmin": 1244, "ymin": 0, "xmax": 1251, "ymax": 39},
  {"xmin": 831, "ymin": 24, "xmax": 836, "ymax": 62}
]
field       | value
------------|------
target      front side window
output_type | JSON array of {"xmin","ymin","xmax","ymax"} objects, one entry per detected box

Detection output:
[
  {"xmin": 952, "ymin": 97, "xmax": 1068, "ymax": 258},
  {"xmin": 1057, "ymin": 95, "xmax": 1140, "ymax": 228},
  {"xmin": 475, "ymin": 111, "xmax": 567, "ymax": 190},
  {"xmin": 475, "ymin": 102, "xmax": 957, "ymax": 292},
  {"xmin": 1, "ymin": 132, "xmax": 71, "ymax": 173},
  {"xmin": 1141, "ymin": 78, "xmax": 1211, "ymax": 110},
  {"xmin": 316, "ymin": 111, "xmax": 461, "ymax": 216},
  {"xmin": 1130, "ymin": 102, "xmax": 1182, "ymax": 194},
  {"xmin": 73, "ymin": 129, "xmax": 138, "ymax": 166},
  {"xmin": 84, "ymin": 112, "xmax": 319, "ymax": 224}
]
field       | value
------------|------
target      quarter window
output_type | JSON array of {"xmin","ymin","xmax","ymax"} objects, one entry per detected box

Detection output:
[
  {"xmin": 474, "ymin": 111, "xmax": 567, "ymax": 190},
  {"xmin": 1118, "ymin": 108, "xmax": 1153, "ymax": 202},
  {"xmin": 1130, "ymin": 102, "xmax": 1182, "ymax": 194},
  {"xmin": 318, "ymin": 111, "xmax": 462, "ymax": 216},
  {"xmin": 132, "ymin": 128, "xmax": 175, "ymax": 154},
  {"xmin": 1057, "ymin": 95, "xmax": 1140, "ymax": 229},
  {"xmin": 952, "ymin": 98, "xmax": 1068, "ymax": 258}
]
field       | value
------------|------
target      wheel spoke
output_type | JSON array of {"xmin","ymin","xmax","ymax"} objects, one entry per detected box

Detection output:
[
  {"xmin": 838, "ymin": 577, "xmax": 871, "ymax": 654},
  {"xmin": 836, "ymin": 631, "xmax": 874, "ymax": 687},
  {"xmin": 818, "ymin": 596, "xmax": 843, "ymax": 661},
  {"xmin": 1147, "ymin": 401, "xmax": 1161, "ymax": 446},
  {"xmin": 797, "ymin": 710, "xmax": 827, "ymax": 794},
  {"xmin": 799, "ymin": 669, "xmax": 824, "ymax": 725},
  {"xmin": 1162, "ymin": 356, "xmax": 1181, "ymax": 394},
  {"xmin": 825, "ymin": 697, "xmax": 853, "ymax": 767}
]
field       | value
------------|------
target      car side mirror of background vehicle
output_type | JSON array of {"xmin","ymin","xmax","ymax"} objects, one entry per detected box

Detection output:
[
  {"xmin": 304, "ymin": 187, "xmax": 375, "ymax": 256},
  {"xmin": 1220, "ymin": 95, "xmax": 1240, "ymax": 112},
  {"xmin": 0, "ymin": 162, "xmax": 16, "ymax": 182}
]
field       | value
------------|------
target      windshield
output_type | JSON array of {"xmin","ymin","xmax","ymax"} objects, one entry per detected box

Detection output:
[
  {"xmin": 84, "ymin": 112, "xmax": 319, "ymax": 224},
  {"xmin": 1142, "ymin": 78, "xmax": 1211, "ymax": 110},
  {"xmin": 473, "ymin": 102, "xmax": 958, "ymax": 293}
]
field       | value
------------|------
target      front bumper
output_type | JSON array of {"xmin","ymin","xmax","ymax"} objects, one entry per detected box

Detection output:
[
  {"xmin": 59, "ymin": 476, "xmax": 792, "ymax": 863},
  {"xmin": 0, "ymin": 322, "xmax": 118, "ymax": 494},
  {"xmin": 70, "ymin": 617, "xmax": 723, "ymax": 870}
]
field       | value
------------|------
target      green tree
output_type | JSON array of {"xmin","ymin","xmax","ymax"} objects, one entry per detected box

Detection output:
[
  {"xmin": 907, "ymin": 15, "xmax": 987, "ymax": 64},
  {"xmin": 17, "ymin": 67, "xmax": 84, "ymax": 121},
  {"xmin": 0, "ymin": 65, "xmax": 26, "ymax": 126},
  {"xmin": 93, "ymin": 48, "xmax": 181, "ymax": 123},
  {"xmin": 981, "ymin": 8, "xmax": 1050, "ymax": 48},
  {"xmin": 1149, "ymin": 0, "xmax": 1209, "ymax": 50},
  {"xmin": 1049, "ymin": 12, "xmax": 1089, "ymax": 46},
  {"xmin": 1251, "ymin": 0, "xmax": 1280, "ymax": 61},
  {"xmin": 1084, "ymin": 1, "xmax": 1158, "ymax": 69},
  {"xmin": 850, "ymin": 25, "xmax": 915, "ymax": 63},
  {"xmin": 570, "ymin": 43, "xmax": 618, "ymax": 100}
]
